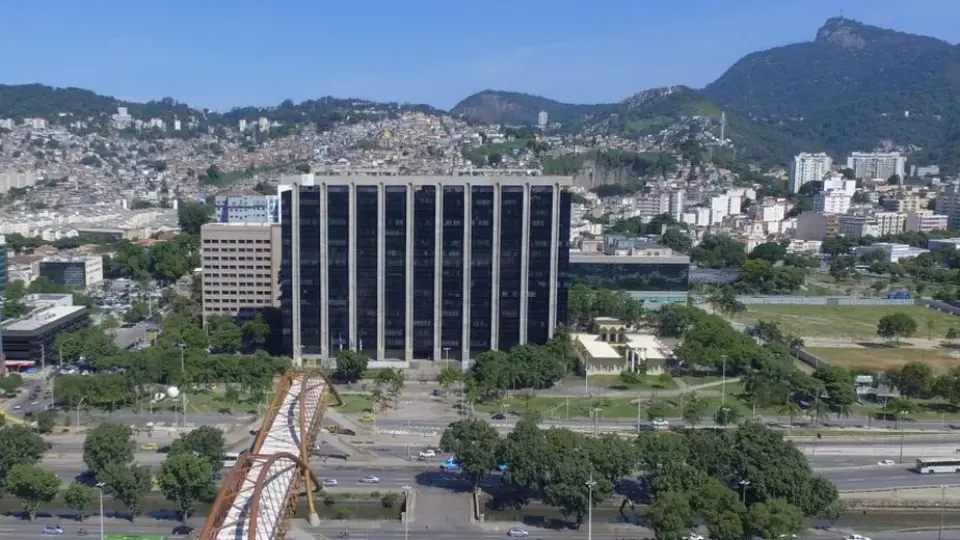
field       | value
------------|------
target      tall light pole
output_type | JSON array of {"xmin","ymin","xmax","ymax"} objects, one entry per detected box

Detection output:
[
  {"xmin": 939, "ymin": 484, "xmax": 947, "ymax": 540},
  {"xmin": 178, "ymin": 342, "xmax": 186, "ymax": 430},
  {"xmin": 898, "ymin": 409, "xmax": 907, "ymax": 463},
  {"xmin": 739, "ymin": 479, "xmax": 751, "ymax": 505},
  {"xmin": 720, "ymin": 355, "xmax": 727, "ymax": 407},
  {"xmin": 586, "ymin": 473, "xmax": 596, "ymax": 540},
  {"xmin": 402, "ymin": 485, "xmax": 412, "ymax": 540},
  {"xmin": 95, "ymin": 482, "xmax": 105, "ymax": 540},
  {"xmin": 76, "ymin": 397, "xmax": 86, "ymax": 429}
]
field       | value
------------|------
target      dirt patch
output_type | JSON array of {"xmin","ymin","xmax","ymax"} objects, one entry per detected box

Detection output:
[{"xmin": 806, "ymin": 346, "xmax": 960, "ymax": 372}]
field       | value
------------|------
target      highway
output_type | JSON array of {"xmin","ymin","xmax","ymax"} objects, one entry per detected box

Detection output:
[{"xmin": 0, "ymin": 518, "xmax": 179, "ymax": 538}]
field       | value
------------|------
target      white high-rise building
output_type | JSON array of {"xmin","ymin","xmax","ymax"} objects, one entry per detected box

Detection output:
[
  {"xmin": 668, "ymin": 190, "xmax": 684, "ymax": 222},
  {"xmin": 537, "ymin": 111, "xmax": 548, "ymax": 129},
  {"xmin": 845, "ymin": 152, "xmax": 906, "ymax": 181},
  {"xmin": 813, "ymin": 192, "xmax": 852, "ymax": 215},
  {"xmin": 789, "ymin": 153, "xmax": 833, "ymax": 194}
]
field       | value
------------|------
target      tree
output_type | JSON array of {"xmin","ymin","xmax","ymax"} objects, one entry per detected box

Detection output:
[
  {"xmin": 206, "ymin": 315, "xmax": 243, "ymax": 353},
  {"xmin": 241, "ymin": 313, "xmax": 271, "ymax": 345},
  {"xmin": 439, "ymin": 419, "xmax": 501, "ymax": 488},
  {"xmin": 681, "ymin": 394, "xmax": 708, "ymax": 427},
  {"xmin": 714, "ymin": 406, "xmax": 741, "ymax": 426},
  {"xmin": 100, "ymin": 463, "xmax": 153, "ymax": 521},
  {"xmin": 83, "ymin": 423, "xmax": 135, "ymax": 478},
  {"xmin": 648, "ymin": 490, "xmax": 693, "ymax": 540},
  {"xmin": 64, "ymin": 482, "xmax": 94, "ymax": 521},
  {"xmin": 745, "ymin": 499, "xmax": 806, "ymax": 540},
  {"xmin": 5, "ymin": 463, "xmax": 60, "ymax": 520},
  {"xmin": 749, "ymin": 242, "xmax": 787, "ymax": 264},
  {"xmin": 436, "ymin": 366, "xmax": 463, "ymax": 394},
  {"xmin": 936, "ymin": 367, "xmax": 960, "ymax": 408},
  {"xmin": 36, "ymin": 410, "xmax": 56, "ymax": 434},
  {"xmin": 0, "ymin": 424, "xmax": 47, "ymax": 481},
  {"xmin": 158, "ymin": 453, "xmax": 217, "ymax": 522},
  {"xmin": 177, "ymin": 201, "xmax": 213, "ymax": 235},
  {"xmin": 876, "ymin": 312, "xmax": 918, "ymax": 345},
  {"xmin": 891, "ymin": 362, "xmax": 935, "ymax": 398},
  {"xmin": 169, "ymin": 426, "xmax": 226, "ymax": 474},
  {"xmin": 333, "ymin": 350, "xmax": 368, "ymax": 383},
  {"xmin": 694, "ymin": 479, "xmax": 747, "ymax": 540}
]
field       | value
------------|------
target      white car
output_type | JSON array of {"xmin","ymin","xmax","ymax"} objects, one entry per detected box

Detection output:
[
  {"xmin": 687, "ymin": 533, "xmax": 704, "ymax": 540},
  {"xmin": 844, "ymin": 535, "xmax": 872, "ymax": 540},
  {"xmin": 877, "ymin": 460, "xmax": 895, "ymax": 466},
  {"xmin": 652, "ymin": 418, "xmax": 669, "ymax": 429},
  {"xmin": 418, "ymin": 449, "xmax": 436, "ymax": 459},
  {"xmin": 321, "ymin": 478, "xmax": 338, "ymax": 486},
  {"xmin": 359, "ymin": 475, "xmax": 380, "ymax": 484}
]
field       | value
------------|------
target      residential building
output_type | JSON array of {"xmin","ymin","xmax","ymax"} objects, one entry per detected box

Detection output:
[
  {"xmin": 214, "ymin": 192, "xmax": 280, "ymax": 224},
  {"xmin": 0, "ymin": 171, "xmax": 38, "ymax": 195},
  {"xmin": 822, "ymin": 176, "xmax": 857, "ymax": 196},
  {"xmin": 601, "ymin": 236, "xmax": 677, "ymax": 257},
  {"xmin": 905, "ymin": 211, "xmax": 948, "ymax": 233},
  {"xmin": 0, "ymin": 300, "xmax": 89, "ymax": 370},
  {"xmin": 837, "ymin": 212, "xmax": 905, "ymax": 238},
  {"xmin": 537, "ymin": 111, "xmax": 548, "ymax": 129},
  {"xmin": 0, "ymin": 235, "xmax": 6, "ymax": 292},
  {"xmin": 795, "ymin": 213, "xmax": 836, "ymax": 241},
  {"xmin": 568, "ymin": 253, "xmax": 689, "ymax": 305},
  {"xmin": 37, "ymin": 256, "xmax": 103, "ymax": 289},
  {"xmin": 634, "ymin": 193, "xmax": 671, "ymax": 218},
  {"xmin": 813, "ymin": 192, "xmax": 851, "ymax": 214},
  {"xmin": 667, "ymin": 190, "xmax": 684, "ymax": 222},
  {"xmin": 789, "ymin": 153, "xmax": 833, "ymax": 194},
  {"xmin": 853, "ymin": 243, "xmax": 929, "ymax": 263},
  {"xmin": 280, "ymin": 175, "xmax": 573, "ymax": 364},
  {"xmin": 200, "ymin": 222, "xmax": 281, "ymax": 323},
  {"xmin": 881, "ymin": 193, "xmax": 927, "ymax": 213},
  {"xmin": 935, "ymin": 185, "xmax": 960, "ymax": 230},
  {"xmin": 845, "ymin": 152, "xmax": 906, "ymax": 180}
]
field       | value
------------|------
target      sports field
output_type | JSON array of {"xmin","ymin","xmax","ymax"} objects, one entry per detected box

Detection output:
[
  {"xmin": 805, "ymin": 346, "xmax": 960, "ymax": 373},
  {"xmin": 738, "ymin": 304, "xmax": 960, "ymax": 340}
]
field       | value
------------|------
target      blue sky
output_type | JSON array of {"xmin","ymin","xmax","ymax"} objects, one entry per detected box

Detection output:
[{"xmin": 2, "ymin": 0, "xmax": 959, "ymax": 111}]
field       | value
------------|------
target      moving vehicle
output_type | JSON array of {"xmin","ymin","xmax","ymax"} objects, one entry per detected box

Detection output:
[
  {"xmin": 418, "ymin": 449, "xmax": 436, "ymax": 459},
  {"xmin": 507, "ymin": 528, "xmax": 529, "ymax": 537},
  {"xmin": 915, "ymin": 458, "xmax": 960, "ymax": 474},
  {"xmin": 141, "ymin": 443, "xmax": 158, "ymax": 451},
  {"xmin": 441, "ymin": 457, "xmax": 462, "ymax": 472},
  {"xmin": 42, "ymin": 525, "xmax": 63, "ymax": 535},
  {"xmin": 359, "ymin": 475, "xmax": 380, "ymax": 484},
  {"xmin": 171, "ymin": 525, "xmax": 194, "ymax": 536},
  {"xmin": 686, "ymin": 533, "xmax": 704, "ymax": 540},
  {"xmin": 322, "ymin": 478, "xmax": 339, "ymax": 486},
  {"xmin": 844, "ymin": 535, "xmax": 872, "ymax": 540},
  {"xmin": 877, "ymin": 460, "xmax": 895, "ymax": 466},
  {"xmin": 223, "ymin": 452, "xmax": 241, "ymax": 466},
  {"xmin": 652, "ymin": 418, "xmax": 669, "ymax": 429}
]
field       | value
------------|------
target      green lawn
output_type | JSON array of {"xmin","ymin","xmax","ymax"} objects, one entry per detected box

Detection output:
[
  {"xmin": 336, "ymin": 394, "xmax": 375, "ymax": 413},
  {"xmin": 148, "ymin": 388, "xmax": 265, "ymax": 415},
  {"xmin": 584, "ymin": 373, "xmax": 679, "ymax": 391},
  {"xmin": 737, "ymin": 304, "xmax": 960, "ymax": 340},
  {"xmin": 805, "ymin": 346, "xmax": 960, "ymax": 373}
]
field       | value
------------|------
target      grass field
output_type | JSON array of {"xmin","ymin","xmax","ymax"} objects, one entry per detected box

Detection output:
[
  {"xmin": 738, "ymin": 304, "xmax": 960, "ymax": 340},
  {"xmin": 805, "ymin": 346, "xmax": 960, "ymax": 373}
]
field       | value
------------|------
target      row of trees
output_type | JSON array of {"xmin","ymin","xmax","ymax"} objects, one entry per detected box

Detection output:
[
  {"xmin": 104, "ymin": 233, "xmax": 200, "ymax": 283},
  {"xmin": 2, "ymin": 276, "xmax": 92, "ymax": 319},
  {"xmin": 567, "ymin": 283, "xmax": 645, "ymax": 329},
  {"xmin": 440, "ymin": 417, "xmax": 839, "ymax": 537}
]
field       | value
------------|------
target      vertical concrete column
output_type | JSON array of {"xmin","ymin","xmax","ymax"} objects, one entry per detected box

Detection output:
[
  {"xmin": 461, "ymin": 184, "xmax": 472, "ymax": 366},
  {"xmin": 319, "ymin": 183, "xmax": 329, "ymax": 359},
  {"xmin": 432, "ymin": 185, "xmax": 444, "ymax": 361},
  {"xmin": 518, "ymin": 183, "xmax": 531, "ymax": 344},
  {"xmin": 547, "ymin": 183, "xmax": 561, "ymax": 339},
  {"xmin": 348, "ymin": 183, "xmax": 357, "ymax": 350},
  {"xmin": 376, "ymin": 183, "xmax": 386, "ymax": 361},
  {"xmin": 404, "ymin": 184, "xmax": 415, "ymax": 361},
  {"xmin": 490, "ymin": 184, "xmax": 501, "ymax": 350}
]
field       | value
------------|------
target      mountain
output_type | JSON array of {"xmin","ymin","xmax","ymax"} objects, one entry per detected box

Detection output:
[
  {"xmin": 0, "ymin": 83, "xmax": 445, "ymax": 132},
  {"xmin": 449, "ymin": 90, "xmax": 610, "ymax": 125},
  {"xmin": 702, "ymin": 17, "xmax": 960, "ymax": 168}
]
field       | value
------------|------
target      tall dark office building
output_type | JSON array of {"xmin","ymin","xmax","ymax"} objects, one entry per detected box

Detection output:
[{"xmin": 280, "ymin": 175, "xmax": 573, "ymax": 363}]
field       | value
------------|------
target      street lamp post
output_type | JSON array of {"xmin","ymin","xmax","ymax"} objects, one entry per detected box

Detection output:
[
  {"xmin": 178, "ymin": 343, "xmax": 186, "ymax": 430},
  {"xmin": 95, "ymin": 482, "xmax": 105, "ymax": 540},
  {"xmin": 586, "ymin": 473, "xmax": 596, "ymax": 540},
  {"xmin": 739, "ymin": 479, "xmax": 751, "ymax": 505},
  {"xmin": 899, "ymin": 409, "xmax": 907, "ymax": 463},
  {"xmin": 939, "ymin": 484, "xmax": 947, "ymax": 540},
  {"xmin": 76, "ymin": 397, "xmax": 86, "ymax": 429},
  {"xmin": 402, "ymin": 485, "xmax": 412, "ymax": 540}
]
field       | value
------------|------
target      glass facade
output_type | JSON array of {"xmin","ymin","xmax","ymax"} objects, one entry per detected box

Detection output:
[
  {"xmin": 498, "ymin": 186, "xmax": 524, "ymax": 349},
  {"xmin": 526, "ymin": 186, "xmax": 554, "ymax": 345},
  {"xmin": 568, "ymin": 261, "xmax": 690, "ymax": 291},
  {"xmin": 355, "ymin": 186, "xmax": 379, "ymax": 356},
  {"xmin": 383, "ymin": 186, "xmax": 407, "ymax": 357},
  {"xmin": 556, "ymin": 191, "xmax": 571, "ymax": 330},
  {"xmin": 38, "ymin": 261, "xmax": 88, "ymax": 289},
  {"xmin": 299, "ymin": 188, "xmax": 322, "ymax": 354},
  {"xmin": 412, "ymin": 186, "xmax": 436, "ymax": 358},
  {"xmin": 469, "ymin": 186, "xmax": 494, "ymax": 352},
  {"xmin": 440, "ymin": 186, "xmax": 464, "ymax": 355},
  {"xmin": 327, "ymin": 186, "xmax": 351, "ymax": 353},
  {"xmin": 280, "ymin": 190, "xmax": 293, "ymax": 353},
  {"xmin": 0, "ymin": 240, "xmax": 7, "ymax": 292}
]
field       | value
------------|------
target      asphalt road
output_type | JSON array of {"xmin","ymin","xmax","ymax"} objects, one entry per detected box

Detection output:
[{"xmin": 0, "ymin": 517, "xmax": 180, "ymax": 538}]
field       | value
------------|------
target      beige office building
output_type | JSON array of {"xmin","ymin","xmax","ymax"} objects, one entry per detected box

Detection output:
[{"xmin": 200, "ymin": 223, "xmax": 281, "ymax": 324}]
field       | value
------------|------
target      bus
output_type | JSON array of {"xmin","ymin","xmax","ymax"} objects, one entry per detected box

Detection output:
[{"xmin": 915, "ymin": 458, "xmax": 960, "ymax": 474}]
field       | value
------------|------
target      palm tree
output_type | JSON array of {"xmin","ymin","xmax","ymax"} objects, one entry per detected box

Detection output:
[
  {"xmin": 808, "ymin": 398, "xmax": 830, "ymax": 426},
  {"xmin": 777, "ymin": 401, "xmax": 802, "ymax": 426},
  {"xmin": 837, "ymin": 403, "xmax": 853, "ymax": 426}
]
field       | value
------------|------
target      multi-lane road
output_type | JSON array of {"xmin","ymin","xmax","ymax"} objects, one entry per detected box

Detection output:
[
  {"xmin": 0, "ymin": 518, "xmax": 179, "ymax": 538},
  {"xmin": 311, "ymin": 528, "xmax": 960, "ymax": 540}
]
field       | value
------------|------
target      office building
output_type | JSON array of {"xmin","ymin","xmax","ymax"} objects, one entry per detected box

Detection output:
[
  {"xmin": 569, "ymin": 253, "xmax": 689, "ymax": 305},
  {"xmin": 280, "ymin": 175, "xmax": 573, "ymax": 364},
  {"xmin": 37, "ymin": 256, "xmax": 103, "ymax": 289},
  {"xmin": 789, "ymin": 153, "xmax": 833, "ymax": 194},
  {"xmin": 0, "ymin": 301, "xmax": 89, "ymax": 370},
  {"xmin": 846, "ymin": 152, "xmax": 906, "ymax": 181},
  {"xmin": 0, "ymin": 171, "xmax": 38, "ymax": 195},
  {"xmin": 0, "ymin": 235, "xmax": 7, "ymax": 292},
  {"xmin": 905, "ymin": 211, "xmax": 948, "ymax": 233},
  {"xmin": 853, "ymin": 243, "xmax": 929, "ymax": 264},
  {"xmin": 200, "ymin": 223, "xmax": 281, "ymax": 323},
  {"xmin": 214, "ymin": 192, "xmax": 280, "ymax": 224}
]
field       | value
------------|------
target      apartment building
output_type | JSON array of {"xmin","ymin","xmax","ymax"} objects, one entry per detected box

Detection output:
[
  {"xmin": 0, "ymin": 235, "xmax": 6, "ymax": 292},
  {"xmin": 789, "ymin": 153, "xmax": 833, "ymax": 194},
  {"xmin": 0, "ymin": 171, "xmax": 38, "ymax": 195},
  {"xmin": 280, "ymin": 175, "xmax": 573, "ymax": 364},
  {"xmin": 837, "ymin": 212, "xmax": 905, "ymax": 238},
  {"xmin": 214, "ymin": 192, "xmax": 280, "ymax": 224},
  {"xmin": 881, "ymin": 193, "xmax": 927, "ymax": 213},
  {"xmin": 822, "ymin": 176, "xmax": 857, "ymax": 196},
  {"xmin": 37, "ymin": 256, "xmax": 103, "ymax": 289},
  {"xmin": 813, "ymin": 192, "xmax": 852, "ymax": 214},
  {"xmin": 935, "ymin": 185, "xmax": 960, "ymax": 230},
  {"xmin": 200, "ymin": 222, "xmax": 281, "ymax": 324},
  {"xmin": 845, "ymin": 152, "xmax": 906, "ymax": 181},
  {"xmin": 905, "ymin": 211, "xmax": 948, "ymax": 233}
]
